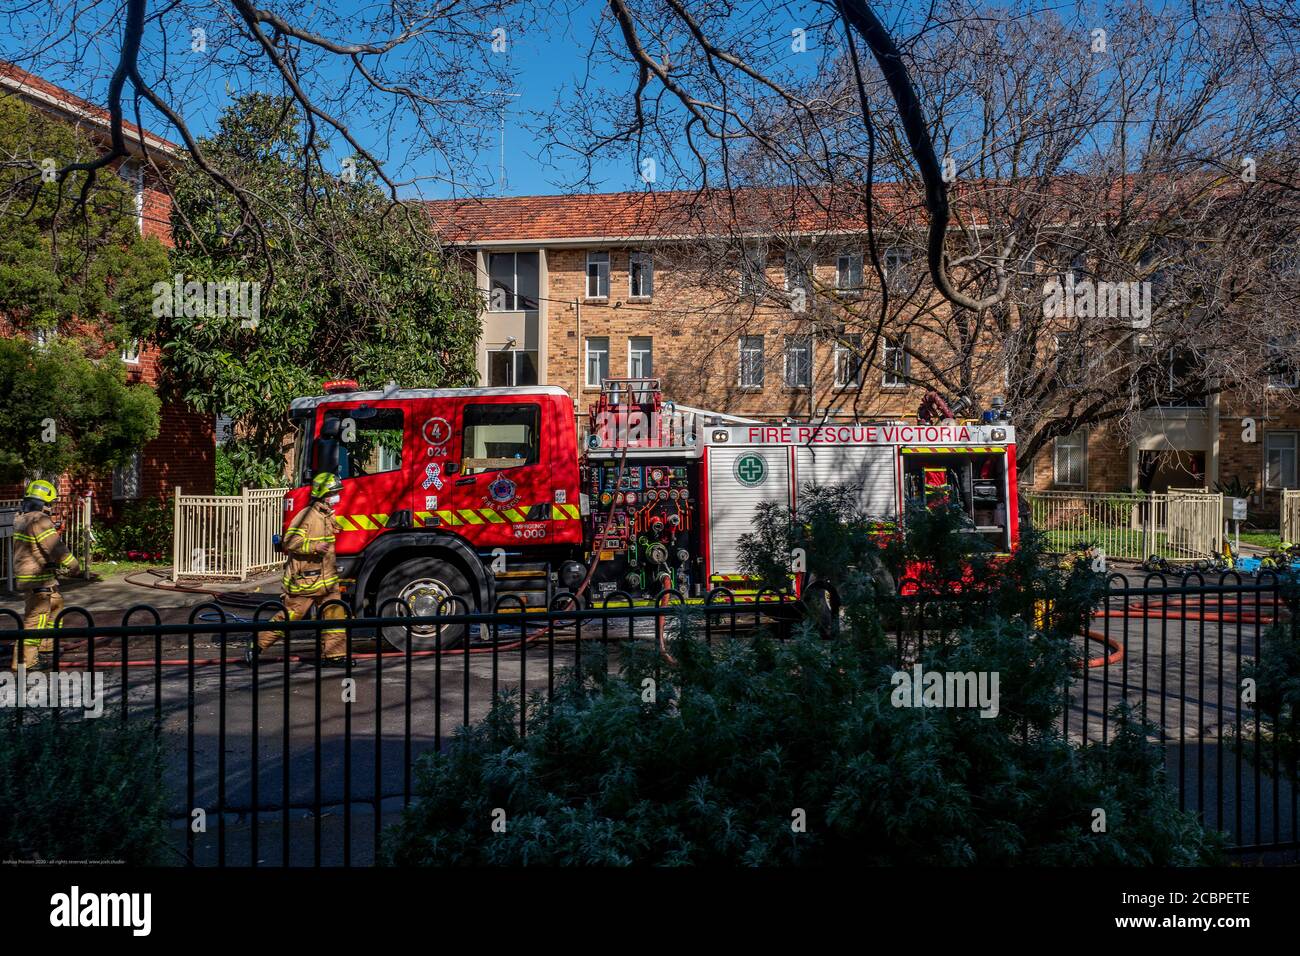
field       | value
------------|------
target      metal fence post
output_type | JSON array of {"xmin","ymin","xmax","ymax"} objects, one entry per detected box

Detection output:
[
  {"xmin": 239, "ymin": 486, "xmax": 251, "ymax": 582},
  {"xmin": 172, "ymin": 485, "xmax": 182, "ymax": 582}
]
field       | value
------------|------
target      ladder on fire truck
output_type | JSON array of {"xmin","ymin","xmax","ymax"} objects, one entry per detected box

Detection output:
[{"xmin": 586, "ymin": 378, "xmax": 759, "ymax": 452}]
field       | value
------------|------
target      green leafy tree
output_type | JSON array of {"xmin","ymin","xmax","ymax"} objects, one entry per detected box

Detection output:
[
  {"xmin": 0, "ymin": 97, "xmax": 166, "ymax": 482},
  {"xmin": 384, "ymin": 502, "xmax": 1220, "ymax": 866},
  {"xmin": 162, "ymin": 95, "xmax": 482, "ymax": 488}
]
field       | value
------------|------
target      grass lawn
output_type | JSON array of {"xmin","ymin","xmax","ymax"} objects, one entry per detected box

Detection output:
[
  {"xmin": 1236, "ymin": 530, "xmax": 1282, "ymax": 550},
  {"xmin": 89, "ymin": 558, "xmax": 170, "ymax": 579}
]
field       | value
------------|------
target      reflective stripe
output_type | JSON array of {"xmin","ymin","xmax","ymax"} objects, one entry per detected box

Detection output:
[
  {"xmin": 459, "ymin": 510, "xmax": 483, "ymax": 524},
  {"xmin": 481, "ymin": 510, "xmax": 506, "ymax": 524},
  {"xmin": 414, "ymin": 511, "xmax": 433, "ymax": 526},
  {"xmin": 503, "ymin": 508, "xmax": 525, "ymax": 522},
  {"xmin": 371, "ymin": 514, "xmax": 388, "ymax": 528},
  {"xmin": 335, "ymin": 515, "xmax": 357, "ymax": 531},
  {"xmin": 351, "ymin": 514, "xmax": 379, "ymax": 531},
  {"xmin": 436, "ymin": 510, "xmax": 462, "ymax": 526}
]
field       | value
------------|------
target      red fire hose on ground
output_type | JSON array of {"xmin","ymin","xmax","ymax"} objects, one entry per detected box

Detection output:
[{"xmin": 1082, "ymin": 596, "xmax": 1279, "ymax": 669}]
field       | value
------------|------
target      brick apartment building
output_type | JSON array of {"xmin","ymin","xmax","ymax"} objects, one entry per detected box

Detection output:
[
  {"xmin": 427, "ymin": 189, "xmax": 1300, "ymax": 522},
  {"xmin": 0, "ymin": 63, "xmax": 214, "ymax": 517}
]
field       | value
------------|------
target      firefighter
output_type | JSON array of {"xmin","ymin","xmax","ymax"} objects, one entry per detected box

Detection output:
[
  {"xmin": 10, "ymin": 479, "xmax": 80, "ymax": 671},
  {"xmin": 249, "ymin": 472, "xmax": 349, "ymax": 666}
]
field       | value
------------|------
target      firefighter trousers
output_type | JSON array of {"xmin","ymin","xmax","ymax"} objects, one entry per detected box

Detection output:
[
  {"xmin": 11, "ymin": 586, "xmax": 62, "ymax": 670},
  {"xmin": 256, "ymin": 589, "xmax": 348, "ymax": 658}
]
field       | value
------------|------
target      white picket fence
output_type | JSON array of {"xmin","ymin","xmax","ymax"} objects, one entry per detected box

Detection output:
[
  {"xmin": 1282, "ymin": 489, "xmax": 1300, "ymax": 543},
  {"xmin": 1027, "ymin": 490, "xmax": 1223, "ymax": 561},
  {"xmin": 0, "ymin": 494, "xmax": 92, "ymax": 591},
  {"xmin": 172, "ymin": 487, "xmax": 288, "ymax": 581}
]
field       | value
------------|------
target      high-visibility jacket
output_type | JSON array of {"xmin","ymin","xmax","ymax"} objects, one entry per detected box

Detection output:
[
  {"xmin": 13, "ymin": 510, "xmax": 79, "ymax": 590},
  {"xmin": 280, "ymin": 500, "xmax": 339, "ymax": 596}
]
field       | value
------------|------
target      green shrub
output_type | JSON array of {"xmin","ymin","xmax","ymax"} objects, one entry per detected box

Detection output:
[
  {"xmin": 384, "ymin": 497, "xmax": 1222, "ymax": 866},
  {"xmin": 92, "ymin": 497, "xmax": 173, "ymax": 561},
  {"xmin": 0, "ymin": 711, "xmax": 170, "ymax": 864}
]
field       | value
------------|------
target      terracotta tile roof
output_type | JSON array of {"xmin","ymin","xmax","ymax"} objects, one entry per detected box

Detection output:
[
  {"xmin": 0, "ymin": 61, "xmax": 179, "ymax": 154},
  {"xmin": 425, "ymin": 184, "xmax": 930, "ymax": 244}
]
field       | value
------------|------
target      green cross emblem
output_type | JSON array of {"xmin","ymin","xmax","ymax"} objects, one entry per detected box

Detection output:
[{"xmin": 735, "ymin": 454, "xmax": 768, "ymax": 487}]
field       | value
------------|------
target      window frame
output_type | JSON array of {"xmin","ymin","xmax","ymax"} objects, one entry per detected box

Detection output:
[
  {"xmin": 321, "ymin": 406, "xmax": 406, "ymax": 480},
  {"xmin": 739, "ymin": 245, "xmax": 767, "ymax": 297},
  {"xmin": 585, "ymin": 336, "xmax": 610, "ymax": 389},
  {"xmin": 627, "ymin": 336, "xmax": 653, "ymax": 378},
  {"xmin": 460, "ymin": 402, "xmax": 542, "ymax": 476},
  {"xmin": 121, "ymin": 338, "xmax": 142, "ymax": 365},
  {"xmin": 487, "ymin": 251, "xmax": 539, "ymax": 312},
  {"xmin": 1053, "ymin": 431, "xmax": 1088, "ymax": 488},
  {"xmin": 783, "ymin": 334, "xmax": 812, "ymax": 389},
  {"xmin": 1265, "ymin": 431, "xmax": 1298, "ymax": 490},
  {"xmin": 881, "ymin": 335, "xmax": 910, "ymax": 388},
  {"xmin": 628, "ymin": 251, "xmax": 654, "ymax": 298},
  {"xmin": 833, "ymin": 333, "xmax": 865, "ymax": 388},
  {"xmin": 738, "ymin": 334, "xmax": 765, "ymax": 389},
  {"xmin": 112, "ymin": 451, "xmax": 143, "ymax": 501},
  {"xmin": 488, "ymin": 349, "xmax": 539, "ymax": 387},
  {"xmin": 586, "ymin": 251, "xmax": 611, "ymax": 299},
  {"xmin": 836, "ymin": 250, "xmax": 863, "ymax": 294}
]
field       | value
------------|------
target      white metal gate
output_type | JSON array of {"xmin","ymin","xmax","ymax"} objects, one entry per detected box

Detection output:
[
  {"xmin": 1282, "ymin": 489, "xmax": 1300, "ymax": 543},
  {"xmin": 0, "ymin": 494, "xmax": 92, "ymax": 591},
  {"xmin": 172, "ymin": 486, "xmax": 288, "ymax": 581},
  {"xmin": 1028, "ymin": 491, "xmax": 1222, "ymax": 561}
]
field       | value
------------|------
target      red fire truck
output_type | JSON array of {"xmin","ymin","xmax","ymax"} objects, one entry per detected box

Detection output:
[{"xmin": 283, "ymin": 378, "xmax": 1019, "ymax": 648}]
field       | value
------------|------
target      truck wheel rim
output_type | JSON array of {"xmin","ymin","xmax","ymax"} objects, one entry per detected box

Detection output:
[{"xmin": 400, "ymin": 578, "xmax": 455, "ymax": 636}]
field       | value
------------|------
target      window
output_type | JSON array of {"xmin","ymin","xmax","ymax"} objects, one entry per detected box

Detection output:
[
  {"xmin": 629, "ymin": 251, "xmax": 654, "ymax": 298},
  {"xmin": 323, "ymin": 407, "xmax": 404, "ymax": 479},
  {"xmin": 1053, "ymin": 431, "xmax": 1087, "ymax": 487},
  {"xmin": 488, "ymin": 252, "xmax": 539, "ymax": 311},
  {"xmin": 1265, "ymin": 432, "xmax": 1298, "ymax": 489},
  {"xmin": 488, "ymin": 349, "xmax": 538, "ymax": 386},
  {"xmin": 1055, "ymin": 333, "xmax": 1086, "ymax": 386},
  {"xmin": 884, "ymin": 247, "xmax": 913, "ymax": 290},
  {"xmin": 112, "ymin": 451, "xmax": 142, "ymax": 500},
  {"xmin": 32, "ymin": 327, "xmax": 55, "ymax": 347},
  {"xmin": 586, "ymin": 251, "xmax": 610, "ymax": 298},
  {"xmin": 836, "ymin": 251, "xmax": 863, "ymax": 293},
  {"xmin": 739, "ymin": 335, "xmax": 765, "ymax": 388},
  {"xmin": 118, "ymin": 159, "xmax": 144, "ymax": 232},
  {"xmin": 739, "ymin": 245, "xmax": 767, "ymax": 296},
  {"xmin": 1268, "ymin": 339, "xmax": 1299, "ymax": 389},
  {"xmin": 585, "ymin": 336, "xmax": 610, "ymax": 388},
  {"xmin": 882, "ymin": 336, "xmax": 909, "ymax": 387},
  {"xmin": 121, "ymin": 338, "xmax": 142, "ymax": 364},
  {"xmin": 834, "ymin": 333, "xmax": 865, "ymax": 388},
  {"xmin": 628, "ymin": 336, "xmax": 653, "ymax": 377},
  {"xmin": 1157, "ymin": 347, "xmax": 1207, "ymax": 408},
  {"xmin": 215, "ymin": 413, "xmax": 235, "ymax": 446},
  {"xmin": 462, "ymin": 403, "xmax": 540, "ymax": 476},
  {"xmin": 783, "ymin": 335, "xmax": 811, "ymax": 388},
  {"xmin": 784, "ymin": 248, "xmax": 812, "ymax": 293}
]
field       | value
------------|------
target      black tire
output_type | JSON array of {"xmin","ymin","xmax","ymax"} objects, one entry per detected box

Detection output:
[{"xmin": 375, "ymin": 556, "xmax": 476, "ymax": 650}]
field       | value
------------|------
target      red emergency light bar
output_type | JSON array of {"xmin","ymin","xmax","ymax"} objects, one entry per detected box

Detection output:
[{"xmin": 322, "ymin": 379, "xmax": 360, "ymax": 394}]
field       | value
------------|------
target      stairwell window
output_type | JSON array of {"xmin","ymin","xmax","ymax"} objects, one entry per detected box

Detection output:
[
  {"xmin": 629, "ymin": 251, "xmax": 653, "ymax": 298},
  {"xmin": 784, "ymin": 335, "xmax": 811, "ymax": 389},
  {"xmin": 739, "ymin": 245, "xmax": 767, "ymax": 297},
  {"xmin": 1265, "ymin": 432, "xmax": 1298, "ymax": 489},
  {"xmin": 121, "ymin": 338, "xmax": 142, "ymax": 364},
  {"xmin": 488, "ymin": 252, "xmax": 539, "ymax": 311},
  {"xmin": 1053, "ymin": 431, "xmax": 1087, "ymax": 488},
  {"xmin": 834, "ymin": 333, "xmax": 865, "ymax": 388},
  {"xmin": 585, "ymin": 336, "xmax": 610, "ymax": 388},
  {"xmin": 882, "ymin": 335, "xmax": 909, "ymax": 387},
  {"xmin": 739, "ymin": 335, "xmax": 765, "ymax": 388},
  {"xmin": 118, "ymin": 159, "xmax": 144, "ymax": 233},
  {"xmin": 836, "ymin": 251, "xmax": 863, "ymax": 294},
  {"xmin": 628, "ymin": 336, "xmax": 653, "ymax": 377},
  {"xmin": 586, "ymin": 251, "xmax": 610, "ymax": 298}
]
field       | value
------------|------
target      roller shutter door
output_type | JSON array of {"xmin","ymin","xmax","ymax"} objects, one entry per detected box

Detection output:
[
  {"xmin": 707, "ymin": 447, "xmax": 792, "ymax": 576},
  {"xmin": 794, "ymin": 445, "xmax": 898, "ymax": 518}
]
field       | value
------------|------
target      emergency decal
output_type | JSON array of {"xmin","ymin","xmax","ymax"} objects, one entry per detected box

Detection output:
[
  {"xmin": 421, "ymin": 417, "xmax": 452, "ymax": 446},
  {"xmin": 733, "ymin": 453, "xmax": 768, "ymax": 487},
  {"xmin": 487, "ymin": 476, "xmax": 518, "ymax": 505},
  {"xmin": 422, "ymin": 462, "xmax": 444, "ymax": 490},
  {"xmin": 512, "ymin": 522, "xmax": 547, "ymax": 540}
]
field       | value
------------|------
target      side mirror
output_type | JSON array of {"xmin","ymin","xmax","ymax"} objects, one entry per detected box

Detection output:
[{"xmin": 319, "ymin": 418, "xmax": 342, "ymax": 439}]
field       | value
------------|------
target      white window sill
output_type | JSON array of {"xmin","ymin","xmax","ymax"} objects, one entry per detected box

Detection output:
[{"xmin": 583, "ymin": 297, "xmax": 609, "ymax": 305}]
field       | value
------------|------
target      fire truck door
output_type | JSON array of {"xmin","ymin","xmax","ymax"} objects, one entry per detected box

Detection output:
[
  {"xmin": 319, "ymin": 402, "xmax": 413, "ymax": 548},
  {"xmin": 446, "ymin": 400, "xmax": 550, "ymax": 544},
  {"xmin": 412, "ymin": 399, "xmax": 460, "ymax": 528}
]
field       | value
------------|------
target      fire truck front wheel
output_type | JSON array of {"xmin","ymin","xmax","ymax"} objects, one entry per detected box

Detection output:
[{"xmin": 377, "ymin": 557, "xmax": 476, "ymax": 650}]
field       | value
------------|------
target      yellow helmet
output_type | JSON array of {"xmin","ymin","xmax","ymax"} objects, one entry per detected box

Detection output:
[
  {"xmin": 310, "ymin": 472, "xmax": 343, "ymax": 499},
  {"xmin": 24, "ymin": 479, "xmax": 57, "ymax": 505}
]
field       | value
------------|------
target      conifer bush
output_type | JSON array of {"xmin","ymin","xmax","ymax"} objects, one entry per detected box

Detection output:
[{"xmin": 385, "ymin": 492, "xmax": 1223, "ymax": 866}]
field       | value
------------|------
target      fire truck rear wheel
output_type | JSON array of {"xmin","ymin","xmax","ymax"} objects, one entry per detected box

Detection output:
[{"xmin": 377, "ymin": 557, "xmax": 475, "ymax": 650}]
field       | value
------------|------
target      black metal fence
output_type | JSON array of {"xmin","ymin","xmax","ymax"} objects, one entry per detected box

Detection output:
[{"xmin": 1, "ymin": 575, "xmax": 1296, "ymax": 864}]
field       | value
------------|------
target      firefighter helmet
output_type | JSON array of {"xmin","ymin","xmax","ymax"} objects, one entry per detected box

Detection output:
[
  {"xmin": 310, "ymin": 472, "xmax": 343, "ymax": 500},
  {"xmin": 24, "ymin": 479, "xmax": 58, "ymax": 506}
]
